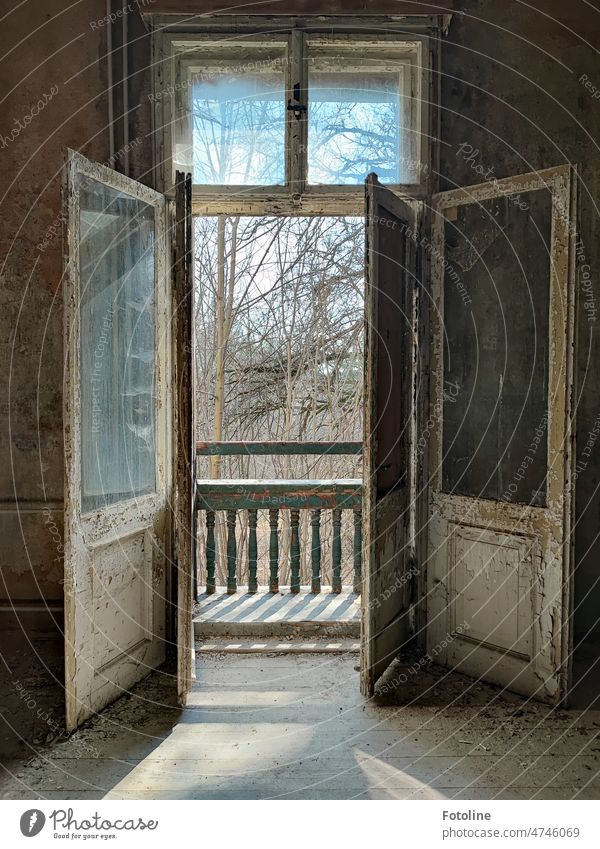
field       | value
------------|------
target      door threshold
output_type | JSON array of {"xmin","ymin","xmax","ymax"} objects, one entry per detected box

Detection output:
[{"xmin": 195, "ymin": 637, "xmax": 360, "ymax": 654}]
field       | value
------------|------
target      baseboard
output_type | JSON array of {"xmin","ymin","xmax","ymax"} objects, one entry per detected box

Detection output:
[{"xmin": 0, "ymin": 602, "xmax": 64, "ymax": 635}]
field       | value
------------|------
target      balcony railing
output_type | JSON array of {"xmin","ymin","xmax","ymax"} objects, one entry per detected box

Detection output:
[{"xmin": 196, "ymin": 442, "xmax": 363, "ymax": 596}]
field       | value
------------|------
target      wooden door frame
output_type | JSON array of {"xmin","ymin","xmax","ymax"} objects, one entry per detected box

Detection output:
[{"xmin": 173, "ymin": 172, "xmax": 195, "ymax": 703}]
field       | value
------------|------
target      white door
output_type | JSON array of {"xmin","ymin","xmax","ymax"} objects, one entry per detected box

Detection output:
[
  {"xmin": 64, "ymin": 150, "xmax": 173, "ymax": 729},
  {"xmin": 426, "ymin": 165, "xmax": 576, "ymax": 702},
  {"xmin": 361, "ymin": 174, "xmax": 421, "ymax": 696}
]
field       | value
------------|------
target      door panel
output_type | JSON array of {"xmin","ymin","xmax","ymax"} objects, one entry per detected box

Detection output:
[
  {"xmin": 361, "ymin": 174, "xmax": 420, "ymax": 696},
  {"xmin": 64, "ymin": 150, "xmax": 171, "ymax": 730},
  {"xmin": 427, "ymin": 165, "xmax": 576, "ymax": 702}
]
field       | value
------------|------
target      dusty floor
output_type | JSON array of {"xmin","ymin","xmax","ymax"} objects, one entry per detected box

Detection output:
[
  {"xmin": 0, "ymin": 623, "xmax": 65, "ymax": 759},
  {"xmin": 1, "ymin": 645, "xmax": 600, "ymax": 800}
]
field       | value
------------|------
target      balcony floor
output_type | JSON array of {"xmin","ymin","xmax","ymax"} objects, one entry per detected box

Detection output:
[{"xmin": 194, "ymin": 586, "xmax": 360, "ymax": 638}]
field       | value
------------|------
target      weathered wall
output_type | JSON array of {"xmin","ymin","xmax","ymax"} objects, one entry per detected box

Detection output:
[
  {"xmin": 0, "ymin": 0, "xmax": 109, "ymax": 608},
  {"xmin": 0, "ymin": 0, "xmax": 153, "ymax": 753},
  {"xmin": 0, "ymin": 0, "xmax": 153, "ymax": 613},
  {"xmin": 440, "ymin": 1, "xmax": 600, "ymax": 639}
]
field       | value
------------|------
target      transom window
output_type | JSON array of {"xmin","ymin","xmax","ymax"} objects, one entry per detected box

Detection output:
[
  {"xmin": 156, "ymin": 29, "xmax": 428, "ymax": 202},
  {"xmin": 176, "ymin": 42, "xmax": 288, "ymax": 187},
  {"xmin": 307, "ymin": 41, "xmax": 422, "ymax": 186}
]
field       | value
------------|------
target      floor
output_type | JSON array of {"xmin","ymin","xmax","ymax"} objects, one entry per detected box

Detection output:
[
  {"xmin": 194, "ymin": 587, "xmax": 360, "ymax": 637},
  {"xmin": 1, "ymin": 643, "xmax": 599, "ymax": 800},
  {"xmin": 0, "ymin": 611, "xmax": 65, "ymax": 760}
]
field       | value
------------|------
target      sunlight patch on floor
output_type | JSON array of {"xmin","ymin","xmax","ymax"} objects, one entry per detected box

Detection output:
[{"xmin": 353, "ymin": 748, "xmax": 448, "ymax": 799}]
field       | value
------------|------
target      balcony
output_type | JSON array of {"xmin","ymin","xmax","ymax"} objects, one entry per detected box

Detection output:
[{"xmin": 194, "ymin": 442, "xmax": 363, "ymax": 640}]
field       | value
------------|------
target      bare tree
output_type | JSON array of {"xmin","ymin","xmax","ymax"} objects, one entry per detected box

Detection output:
[{"xmin": 194, "ymin": 215, "xmax": 364, "ymax": 587}]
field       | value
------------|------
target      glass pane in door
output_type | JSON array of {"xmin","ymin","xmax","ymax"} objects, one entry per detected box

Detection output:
[
  {"xmin": 78, "ymin": 174, "xmax": 156, "ymax": 512},
  {"xmin": 441, "ymin": 189, "xmax": 552, "ymax": 506}
]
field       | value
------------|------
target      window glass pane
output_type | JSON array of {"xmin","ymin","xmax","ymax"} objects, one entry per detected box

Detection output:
[
  {"xmin": 191, "ymin": 66, "xmax": 286, "ymax": 185},
  {"xmin": 308, "ymin": 69, "xmax": 401, "ymax": 185},
  {"xmin": 441, "ymin": 189, "xmax": 552, "ymax": 506},
  {"xmin": 78, "ymin": 174, "xmax": 156, "ymax": 512}
]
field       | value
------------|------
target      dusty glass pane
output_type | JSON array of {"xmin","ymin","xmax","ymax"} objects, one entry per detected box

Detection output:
[
  {"xmin": 441, "ymin": 189, "xmax": 552, "ymax": 506},
  {"xmin": 308, "ymin": 70, "xmax": 401, "ymax": 184},
  {"xmin": 79, "ymin": 174, "xmax": 156, "ymax": 512},
  {"xmin": 192, "ymin": 69, "xmax": 286, "ymax": 185}
]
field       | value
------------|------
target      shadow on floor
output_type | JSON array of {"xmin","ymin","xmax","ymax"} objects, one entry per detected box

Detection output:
[
  {"xmin": 2, "ymin": 645, "xmax": 599, "ymax": 800},
  {"xmin": 0, "ymin": 610, "xmax": 65, "ymax": 760},
  {"xmin": 0, "ymin": 663, "xmax": 183, "ymax": 799}
]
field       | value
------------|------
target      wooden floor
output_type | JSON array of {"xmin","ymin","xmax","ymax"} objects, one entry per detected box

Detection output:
[{"xmin": 1, "ymin": 646, "xmax": 599, "ymax": 800}]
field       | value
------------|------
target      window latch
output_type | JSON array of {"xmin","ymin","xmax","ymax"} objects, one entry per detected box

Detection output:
[{"xmin": 287, "ymin": 82, "xmax": 307, "ymax": 120}]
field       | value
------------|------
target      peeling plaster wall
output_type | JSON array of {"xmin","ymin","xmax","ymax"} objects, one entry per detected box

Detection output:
[
  {"xmin": 0, "ymin": 0, "xmax": 154, "ymax": 754},
  {"xmin": 0, "ymin": 0, "xmax": 108, "ymax": 607},
  {"xmin": 440, "ymin": 1, "xmax": 600, "ymax": 639},
  {"xmin": 0, "ymin": 0, "xmax": 153, "ymax": 616}
]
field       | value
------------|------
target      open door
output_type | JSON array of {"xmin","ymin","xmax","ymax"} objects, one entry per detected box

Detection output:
[
  {"xmin": 361, "ymin": 174, "xmax": 421, "ymax": 697},
  {"xmin": 63, "ymin": 152, "xmax": 194, "ymax": 729},
  {"xmin": 426, "ymin": 165, "xmax": 576, "ymax": 703}
]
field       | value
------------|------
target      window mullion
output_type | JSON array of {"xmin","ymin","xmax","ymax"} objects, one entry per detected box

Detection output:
[{"xmin": 287, "ymin": 30, "xmax": 307, "ymax": 195}]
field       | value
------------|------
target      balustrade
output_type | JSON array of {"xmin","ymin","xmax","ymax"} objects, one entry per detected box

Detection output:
[{"xmin": 196, "ymin": 442, "xmax": 363, "ymax": 596}]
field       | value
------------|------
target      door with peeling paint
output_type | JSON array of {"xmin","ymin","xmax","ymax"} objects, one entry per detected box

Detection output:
[
  {"xmin": 426, "ymin": 165, "xmax": 576, "ymax": 703},
  {"xmin": 63, "ymin": 150, "xmax": 174, "ymax": 730},
  {"xmin": 361, "ymin": 174, "xmax": 421, "ymax": 696}
]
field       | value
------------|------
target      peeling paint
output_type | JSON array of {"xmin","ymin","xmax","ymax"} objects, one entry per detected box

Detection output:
[{"xmin": 426, "ymin": 166, "xmax": 575, "ymax": 704}]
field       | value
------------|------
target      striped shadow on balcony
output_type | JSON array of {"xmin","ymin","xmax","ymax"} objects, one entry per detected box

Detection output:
[{"xmin": 194, "ymin": 442, "xmax": 363, "ymax": 637}]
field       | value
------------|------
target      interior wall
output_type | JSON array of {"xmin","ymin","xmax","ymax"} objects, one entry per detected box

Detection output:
[
  {"xmin": 440, "ymin": 0, "xmax": 600, "ymax": 640},
  {"xmin": 0, "ymin": 0, "xmax": 153, "ymax": 609},
  {"xmin": 0, "ymin": 0, "xmax": 109, "ymax": 610},
  {"xmin": 0, "ymin": 0, "xmax": 153, "ymax": 753}
]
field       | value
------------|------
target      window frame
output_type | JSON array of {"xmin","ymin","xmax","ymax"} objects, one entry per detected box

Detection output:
[{"xmin": 151, "ymin": 17, "xmax": 437, "ymax": 215}]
